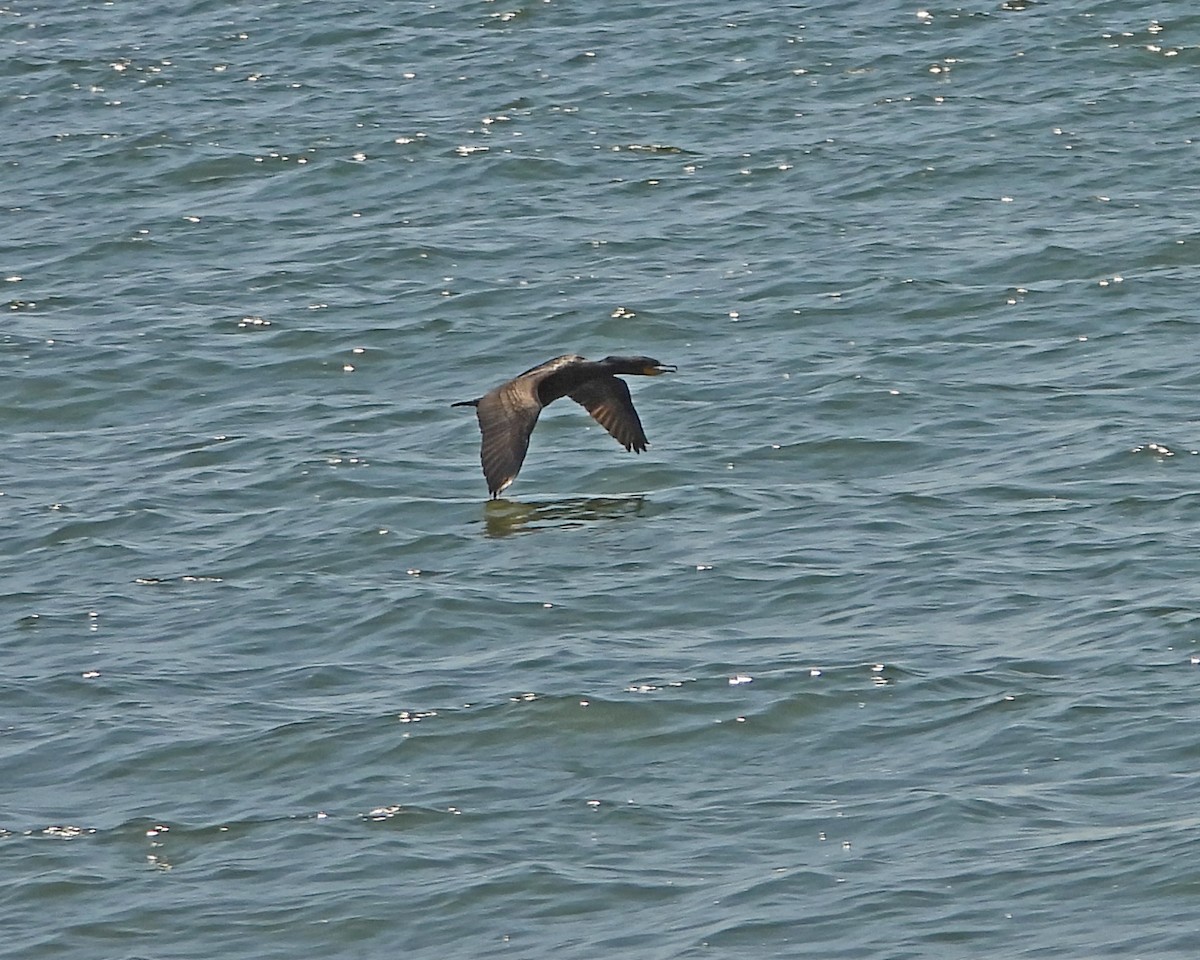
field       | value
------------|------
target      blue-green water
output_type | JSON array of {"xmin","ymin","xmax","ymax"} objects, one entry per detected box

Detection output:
[{"xmin": 5, "ymin": 1, "xmax": 1200, "ymax": 957}]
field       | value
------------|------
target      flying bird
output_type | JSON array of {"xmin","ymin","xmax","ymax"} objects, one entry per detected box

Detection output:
[{"xmin": 452, "ymin": 354, "xmax": 676, "ymax": 498}]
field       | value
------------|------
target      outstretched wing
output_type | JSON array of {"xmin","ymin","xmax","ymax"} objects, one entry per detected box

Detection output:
[
  {"xmin": 568, "ymin": 376, "xmax": 648, "ymax": 453},
  {"xmin": 475, "ymin": 380, "xmax": 543, "ymax": 496}
]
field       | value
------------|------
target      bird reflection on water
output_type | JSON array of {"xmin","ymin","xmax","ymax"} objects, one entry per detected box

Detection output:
[{"xmin": 483, "ymin": 495, "xmax": 647, "ymax": 538}]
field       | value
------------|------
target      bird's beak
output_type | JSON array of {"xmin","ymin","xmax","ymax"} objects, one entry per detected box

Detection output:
[{"xmin": 644, "ymin": 363, "xmax": 677, "ymax": 376}]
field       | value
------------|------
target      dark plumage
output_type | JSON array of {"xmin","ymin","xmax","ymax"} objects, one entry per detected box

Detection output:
[{"xmin": 452, "ymin": 354, "xmax": 676, "ymax": 498}]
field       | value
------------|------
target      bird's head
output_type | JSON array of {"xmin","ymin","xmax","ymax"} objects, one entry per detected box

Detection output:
[{"xmin": 603, "ymin": 355, "xmax": 677, "ymax": 376}]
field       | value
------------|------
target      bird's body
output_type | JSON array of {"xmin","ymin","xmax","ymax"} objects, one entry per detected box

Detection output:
[{"xmin": 453, "ymin": 354, "xmax": 675, "ymax": 498}]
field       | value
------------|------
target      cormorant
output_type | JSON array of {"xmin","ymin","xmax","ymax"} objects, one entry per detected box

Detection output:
[{"xmin": 452, "ymin": 354, "xmax": 676, "ymax": 498}]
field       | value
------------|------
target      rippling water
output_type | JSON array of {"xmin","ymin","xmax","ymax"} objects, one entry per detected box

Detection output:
[{"xmin": 5, "ymin": 1, "xmax": 1200, "ymax": 957}]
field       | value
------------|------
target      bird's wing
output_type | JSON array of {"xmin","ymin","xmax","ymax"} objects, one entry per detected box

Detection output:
[
  {"xmin": 514, "ymin": 354, "xmax": 585, "ymax": 380},
  {"xmin": 568, "ymin": 376, "xmax": 648, "ymax": 453},
  {"xmin": 475, "ymin": 379, "xmax": 543, "ymax": 496}
]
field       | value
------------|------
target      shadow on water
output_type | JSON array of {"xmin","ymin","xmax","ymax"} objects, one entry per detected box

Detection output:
[{"xmin": 483, "ymin": 495, "xmax": 647, "ymax": 538}]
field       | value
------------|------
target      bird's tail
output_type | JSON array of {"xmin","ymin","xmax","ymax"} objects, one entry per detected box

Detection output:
[{"xmin": 450, "ymin": 399, "xmax": 479, "ymax": 408}]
